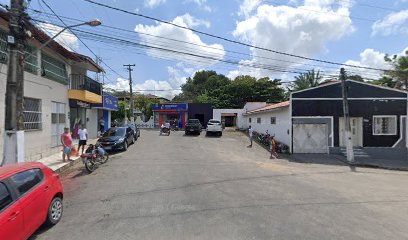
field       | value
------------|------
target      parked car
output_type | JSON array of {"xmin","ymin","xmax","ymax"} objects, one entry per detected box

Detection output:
[
  {"xmin": 97, "ymin": 127, "xmax": 135, "ymax": 151},
  {"xmin": 185, "ymin": 119, "xmax": 202, "ymax": 135},
  {"xmin": 206, "ymin": 119, "xmax": 223, "ymax": 136},
  {"xmin": 0, "ymin": 162, "xmax": 64, "ymax": 240},
  {"xmin": 121, "ymin": 123, "xmax": 140, "ymax": 140}
]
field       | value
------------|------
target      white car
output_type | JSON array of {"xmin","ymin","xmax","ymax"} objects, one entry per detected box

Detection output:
[{"xmin": 206, "ymin": 119, "xmax": 223, "ymax": 136}]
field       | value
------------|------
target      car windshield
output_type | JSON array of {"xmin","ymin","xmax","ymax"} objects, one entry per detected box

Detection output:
[{"xmin": 103, "ymin": 128, "xmax": 125, "ymax": 137}]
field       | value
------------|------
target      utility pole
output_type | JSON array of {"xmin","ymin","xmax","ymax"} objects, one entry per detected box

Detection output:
[
  {"xmin": 340, "ymin": 68, "xmax": 354, "ymax": 164},
  {"xmin": 3, "ymin": 0, "xmax": 27, "ymax": 165},
  {"xmin": 124, "ymin": 64, "xmax": 135, "ymax": 124}
]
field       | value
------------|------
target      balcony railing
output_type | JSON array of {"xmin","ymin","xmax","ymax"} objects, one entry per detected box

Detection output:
[{"xmin": 70, "ymin": 74, "xmax": 102, "ymax": 95}]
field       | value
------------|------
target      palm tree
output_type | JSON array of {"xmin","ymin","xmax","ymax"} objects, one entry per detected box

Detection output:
[{"xmin": 291, "ymin": 69, "xmax": 322, "ymax": 91}]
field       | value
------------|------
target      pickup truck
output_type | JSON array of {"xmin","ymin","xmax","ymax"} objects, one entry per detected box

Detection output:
[{"xmin": 185, "ymin": 119, "xmax": 202, "ymax": 135}]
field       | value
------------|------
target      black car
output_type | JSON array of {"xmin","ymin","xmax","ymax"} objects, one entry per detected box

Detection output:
[
  {"xmin": 121, "ymin": 123, "xmax": 140, "ymax": 140},
  {"xmin": 185, "ymin": 119, "xmax": 202, "ymax": 135},
  {"xmin": 97, "ymin": 127, "xmax": 135, "ymax": 151}
]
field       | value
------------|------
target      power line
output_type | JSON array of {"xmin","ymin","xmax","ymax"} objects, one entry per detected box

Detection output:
[
  {"xmin": 40, "ymin": 0, "xmax": 127, "ymax": 80},
  {"xmin": 81, "ymin": 0, "xmax": 393, "ymax": 72}
]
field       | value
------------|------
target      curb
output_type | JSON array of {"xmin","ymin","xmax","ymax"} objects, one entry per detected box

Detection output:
[
  {"xmin": 53, "ymin": 151, "xmax": 126, "ymax": 174},
  {"xmin": 335, "ymin": 157, "xmax": 408, "ymax": 172}
]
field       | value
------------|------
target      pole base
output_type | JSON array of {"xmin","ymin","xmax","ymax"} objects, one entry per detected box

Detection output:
[{"xmin": 2, "ymin": 130, "xmax": 25, "ymax": 165}]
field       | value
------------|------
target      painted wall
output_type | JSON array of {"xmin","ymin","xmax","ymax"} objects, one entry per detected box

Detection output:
[
  {"xmin": 213, "ymin": 109, "xmax": 246, "ymax": 129},
  {"xmin": 243, "ymin": 107, "xmax": 291, "ymax": 146},
  {"xmin": 86, "ymin": 108, "xmax": 99, "ymax": 139},
  {"xmin": 0, "ymin": 66, "xmax": 70, "ymax": 163}
]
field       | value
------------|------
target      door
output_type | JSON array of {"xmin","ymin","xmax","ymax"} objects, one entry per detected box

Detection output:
[
  {"xmin": 339, "ymin": 117, "xmax": 363, "ymax": 147},
  {"xmin": 293, "ymin": 124, "xmax": 328, "ymax": 153},
  {"xmin": 10, "ymin": 169, "xmax": 48, "ymax": 238},
  {"xmin": 51, "ymin": 102, "xmax": 67, "ymax": 147},
  {"xmin": 0, "ymin": 181, "xmax": 24, "ymax": 240}
]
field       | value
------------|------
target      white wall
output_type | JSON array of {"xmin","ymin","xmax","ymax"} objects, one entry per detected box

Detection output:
[
  {"xmin": 243, "ymin": 102, "xmax": 268, "ymax": 112},
  {"xmin": 244, "ymin": 107, "xmax": 291, "ymax": 146},
  {"xmin": 0, "ymin": 65, "xmax": 70, "ymax": 162},
  {"xmin": 86, "ymin": 109, "xmax": 99, "ymax": 139},
  {"xmin": 213, "ymin": 109, "xmax": 246, "ymax": 129}
]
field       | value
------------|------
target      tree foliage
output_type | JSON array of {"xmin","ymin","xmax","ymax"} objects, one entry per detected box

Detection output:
[
  {"xmin": 173, "ymin": 70, "xmax": 286, "ymax": 108},
  {"xmin": 384, "ymin": 51, "xmax": 408, "ymax": 89},
  {"xmin": 290, "ymin": 69, "xmax": 322, "ymax": 91}
]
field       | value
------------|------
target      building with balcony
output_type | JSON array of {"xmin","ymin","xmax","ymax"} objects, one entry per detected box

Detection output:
[{"xmin": 0, "ymin": 9, "xmax": 103, "ymax": 163}]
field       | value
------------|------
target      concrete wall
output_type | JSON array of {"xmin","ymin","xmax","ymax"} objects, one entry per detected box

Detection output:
[
  {"xmin": 213, "ymin": 109, "xmax": 246, "ymax": 129},
  {"xmin": 86, "ymin": 108, "xmax": 99, "ymax": 139},
  {"xmin": 243, "ymin": 107, "xmax": 291, "ymax": 146},
  {"xmin": 0, "ymin": 64, "xmax": 70, "ymax": 163}
]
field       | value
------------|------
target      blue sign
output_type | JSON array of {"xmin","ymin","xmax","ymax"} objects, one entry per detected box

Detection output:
[
  {"xmin": 152, "ymin": 103, "xmax": 188, "ymax": 111},
  {"xmin": 92, "ymin": 92, "xmax": 118, "ymax": 111}
]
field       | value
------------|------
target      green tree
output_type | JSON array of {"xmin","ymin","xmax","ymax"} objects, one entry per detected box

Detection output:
[
  {"xmin": 111, "ymin": 101, "xmax": 130, "ymax": 122},
  {"xmin": 348, "ymin": 75, "xmax": 364, "ymax": 82},
  {"xmin": 134, "ymin": 95, "xmax": 160, "ymax": 121},
  {"xmin": 371, "ymin": 76, "xmax": 396, "ymax": 88},
  {"xmin": 384, "ymin": 51, "xmax": 408, "ymax": 89},
  {"xmin": 290, "ymin": 69, "xmax": 322, "ymax": 91}
]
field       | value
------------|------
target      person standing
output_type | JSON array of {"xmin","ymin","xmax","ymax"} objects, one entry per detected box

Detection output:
[
  {"xmin": 248, "ymin": 125, "xmax": 253, "ymax": 148},
  {"xmin": 99, "ymin": 117, "xmax": 105, "ymax": 132},
  {"xmin": 270, "ymin": 136, "xmax": 279, "ymax": 159},
  {"xmin": 61, "ymin": 127, "xmax": 73, "ymax": 162},
  {"xmin": 78, "ymin": 124, "xmax": 88, "ymax": 154}
]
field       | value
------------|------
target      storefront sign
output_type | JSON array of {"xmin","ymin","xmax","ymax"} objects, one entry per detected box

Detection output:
[
  {"xmin": 152, "ymin": 103, "xmax": 188, "ymax": 111},
  {"xmin": 69, "ymin": 99, "xmax": 91, "ymax": 108},
  {"xmin": 91, "ymin": 93, "xmax": 118, "ymax": 111}
]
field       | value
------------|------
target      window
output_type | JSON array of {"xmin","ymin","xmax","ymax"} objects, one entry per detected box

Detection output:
[
  {"xmin": 10, "ymin": 169, "xmax": 43, "ymax": 196},
  {"xmin": 249, "ymin": 118, "xmax": 251, "ymax": 123},
  {"xmin": 41, "ymin": 53, "xmax": 68, "ymax": 84},
  {"xmin": 257, "ymin": 118, "xmax": 261, "ymax": 124},
  {"xmin": 24, "ymin": 45, "xmax": 38, "ymax": 74},
  {"xmin": 0, "ymin": 30, "xmax": 7, "ymax": 64},
  {"xmin": 270, "ymin": 117, "xmax": 276, "ymax": 124},
  {"xmin": 24, "ymin": 98, "xmax": 42, "ymax": 130},
  {"xmin": 0, "ymin": 182, "xmax": 12, "ymax": 212},
  {"xmin": 373, "ymin": 116, "xmax": 397, "ymax": 135}
]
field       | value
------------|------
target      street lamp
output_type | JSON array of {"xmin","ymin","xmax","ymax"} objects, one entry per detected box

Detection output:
[{"xmin": 38, "ymin": 19, "xmax": 101, "ymax": 50}]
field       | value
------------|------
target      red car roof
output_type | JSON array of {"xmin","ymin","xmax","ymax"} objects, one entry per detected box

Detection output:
[{"xmin": 0, "ymin": 162, "xmax": 46, "ymax": 179}]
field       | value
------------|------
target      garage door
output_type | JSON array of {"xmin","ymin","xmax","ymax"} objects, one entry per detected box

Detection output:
[{"xmin": 293, "ymin": 124, "xmax": 328, "ymax": 153}]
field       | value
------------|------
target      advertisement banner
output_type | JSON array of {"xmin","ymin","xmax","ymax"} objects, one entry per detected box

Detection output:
[{"xmin": 152, "ymin": 103, "xmax": 188, "ymax": 111}]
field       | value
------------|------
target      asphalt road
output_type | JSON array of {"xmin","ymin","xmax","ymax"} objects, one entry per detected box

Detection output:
[{"xmin": 32, "ymin": 129, "xmax": 408, "ymax": 240}]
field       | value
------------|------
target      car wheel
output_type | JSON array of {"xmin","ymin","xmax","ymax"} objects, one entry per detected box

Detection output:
[
  {"xmin": 185, "ymin": 131, "xmax": 188, "ymax": 135},
  {"xmin": 45, "ymin": 197, "xmax": 63, "ymax": 226},
  {"xmin": 123, "ymin": 141, "xmax": 128, "ymax": 151},
  {"xmin": 219, "ymin": 132, "xmax": 222, "ymax": 136},
  {"xmin": 131, "ymin": 136, "xmax": 135, "ymax": 144}
]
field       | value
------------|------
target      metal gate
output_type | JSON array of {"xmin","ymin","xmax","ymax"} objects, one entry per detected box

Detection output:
[
  {"xmin": 293, "ymin": 124, "xmax": 328, "ymax": 153},
  {"xmin": 51, "ymin": 102, "xmax": 66, "ymax": 147}
]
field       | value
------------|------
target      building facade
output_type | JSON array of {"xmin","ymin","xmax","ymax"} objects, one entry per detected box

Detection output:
[{"xmin": 0, "ymin": 10, "xmax": 103, "ymax": 163}]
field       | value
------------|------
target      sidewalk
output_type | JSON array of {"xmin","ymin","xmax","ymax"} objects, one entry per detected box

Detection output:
[{"xmin": 37, "ymin": 139, "xmax": 98, "ymax": 173}]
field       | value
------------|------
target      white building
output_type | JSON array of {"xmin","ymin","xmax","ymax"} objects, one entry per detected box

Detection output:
[
  {"xmin": 0, "ymin": 10, "xmax": 103, "ymax": 163},
  {"xmin": 213, "ymin": 102, "xmax": 267, "ymax": 129},
  {"xmin": 243, "ymin": 101, "xmax": 291, "ymax": 147}
]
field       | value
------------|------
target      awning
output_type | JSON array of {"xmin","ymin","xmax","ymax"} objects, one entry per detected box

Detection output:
[{"xmin": 221, "ymin": 113, "xmax": 236, "ymax": 117}]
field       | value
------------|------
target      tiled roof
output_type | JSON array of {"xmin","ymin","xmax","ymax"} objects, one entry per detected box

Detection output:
[{"xmin": 246, "ymin": 101, "xmax": 289, "ymax": 114}]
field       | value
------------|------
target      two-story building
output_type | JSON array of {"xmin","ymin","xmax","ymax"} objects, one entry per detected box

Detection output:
[{"xmin": 0, "ymin": 9, "xmax": 103, "ymax": 163}]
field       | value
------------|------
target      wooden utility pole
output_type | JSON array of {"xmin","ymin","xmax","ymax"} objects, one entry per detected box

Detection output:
[
  {"xmin": 340, "ymin": 68, "xmax": 354, "ymax": 164},
  {"xmin": 3, "ymin": 0, "xmax": 27, "ymax": 165},
  {"xmin": 124, "ymin": 64, "xmax": 135, "ymax": 124}
]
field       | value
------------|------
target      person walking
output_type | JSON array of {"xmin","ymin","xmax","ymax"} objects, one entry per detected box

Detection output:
[
  {"xmin": 61, "ymin": 127, "xmax": 73, "ymax": 162},
  {"xmin": 248, "ymin": 125, "xmax": 253, "ymax": 148},
  {"xmin": 270, "ymin": 136, "xmax": 279, "ymax": 159},
  {"xmin": 99, "ymin": 117, "xmax": 105, "ymax": 132},
  {"xmin": 78, "ymin": 124, "xmax": 88, "ymax": 154}
]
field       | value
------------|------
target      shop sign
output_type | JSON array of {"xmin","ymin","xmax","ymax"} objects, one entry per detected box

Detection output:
[
  {"xmin": 152, "ymin": 103, "xmax": 188, "ymax": 111},
  {"xmin": 69, "ymin": 99, "xmax": 91, "ymax": 108},
  {"xmin": 91, "ymin": 93, "xmax": 118, "ymax": 111}
]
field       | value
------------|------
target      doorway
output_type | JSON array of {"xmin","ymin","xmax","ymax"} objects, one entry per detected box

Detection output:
[{"xmin": 339, "ymin": 117, "xmax": 363, "ymax": 147}]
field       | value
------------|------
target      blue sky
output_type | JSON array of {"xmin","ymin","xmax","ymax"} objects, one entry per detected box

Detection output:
[{"xmin": 1, "ymin": 0, "xmax": 408, "ymax": 99}]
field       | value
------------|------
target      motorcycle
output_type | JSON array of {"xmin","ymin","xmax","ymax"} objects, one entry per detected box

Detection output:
[
  {"xmin": 160, "ymin": 126, "xmax": 171, "ymax": 136},
  {"xmin": 257, "ymin": 131, "xmax": 271, "ymax": 147},
  {"xmin": 81, "ymin": 143, "xmax": 109, "ymax": 173}
]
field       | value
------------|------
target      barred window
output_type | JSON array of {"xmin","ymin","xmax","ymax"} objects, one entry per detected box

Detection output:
[
  {"xmin": 41, "ymin": 53, "xmax": 68, "ymax": 84},
  {"xmin": 24, "ymin": 98, "xmax": 42, "ymax": 130},
  {"xmin": 0, "ymin": 30, "xmax": 8, "ymax": 64},
  {"xmin": 24, "ymin": 45, "xmax": 38, "ymax": 74},
  {"xmin": 257, "ymin": 118, "xmax": 261, "ymax": 124},
  {"xmin": 270, "ymin": 117, "xmax": 276, "ymax": 124},
  {"xmin": 373, "ymin": 116, "xmax": 396, "ymax": 135}
]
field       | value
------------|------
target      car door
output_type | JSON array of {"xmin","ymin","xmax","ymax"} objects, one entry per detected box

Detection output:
[
  {"xmin": 10, "ymin": 169, "xmax": 48, "ymax": 239},
  {"xmin": 127, "ymin": 127, "xmax": 133, "ymax": 142},
  {"xmin": 0, "ymin": 180, "xmax": 24, "ymax": 240}
]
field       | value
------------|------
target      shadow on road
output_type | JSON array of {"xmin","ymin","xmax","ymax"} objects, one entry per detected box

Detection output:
[{"xmin": 286, "ymin": 154, "xmax": 348, "ymax": 166}]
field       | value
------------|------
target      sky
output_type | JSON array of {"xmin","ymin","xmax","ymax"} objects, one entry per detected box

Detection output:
[{"xmin": 1, "ymin": 0, "xmax": 408, "ymax": 99}]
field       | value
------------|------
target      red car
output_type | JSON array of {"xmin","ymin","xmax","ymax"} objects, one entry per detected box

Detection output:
[{"xmin": 0, "ymin": 162, "xmax": 64, "ymax": 240}]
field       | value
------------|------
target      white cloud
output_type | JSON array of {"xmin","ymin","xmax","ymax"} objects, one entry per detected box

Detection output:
[
  {"xmin": 343, "ymin": 48, "xmax": 408, "ymax": 79},
  {"xmin": 184, "ymin": 0, "xmax": 212, "ymax": 12},
  {"xmin": 230, "ymin": 0, "xmax": 354, "ymax": 78},
  {"xmin": 134, "ymin": 14, "xmax": 224, "ymax": 66},
  {"xmin": 372, "ymin": 10, "xmax": 408, "ymax": 36},
  {"xmin": 238, "ymin": 0, "xmax": 262, "ymax": 17},
  {"xmin": 144, "ymin": 0, "xmax": 166, "ymax": 8},
  {"xmin": 37, "ymin": 22, "xmax": 79, "ymax": 51}
]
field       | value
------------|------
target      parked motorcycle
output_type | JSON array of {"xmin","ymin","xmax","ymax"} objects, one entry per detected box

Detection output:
[
  {"xmin": 81, "ymin": 143, "xmax": 109, "ymax": 173},
  {"xmin": 257, "ymin": 131, "xmax": 271, "ymax": 147}
]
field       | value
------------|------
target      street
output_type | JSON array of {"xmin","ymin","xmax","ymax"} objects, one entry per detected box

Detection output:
[{"xmin": 32, "ymin": 130, "xmax": 408, "ymax": 240}]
